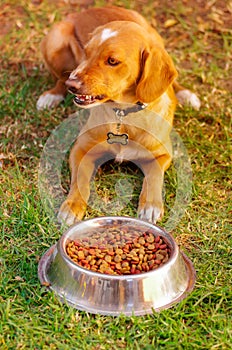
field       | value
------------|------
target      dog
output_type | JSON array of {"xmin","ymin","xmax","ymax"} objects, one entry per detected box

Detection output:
[
  {"xmin": 37, "ymin": 6, "xmax": 200, "ymax": 225},
  {"xmin": 37, "ymin": 6, "xmax": 200, "ymax": 111}
]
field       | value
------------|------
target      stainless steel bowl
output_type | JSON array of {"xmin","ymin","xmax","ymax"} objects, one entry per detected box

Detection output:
[{"xmin": 38, "ymin": 216, "xmax": 195, "ymax": 316}]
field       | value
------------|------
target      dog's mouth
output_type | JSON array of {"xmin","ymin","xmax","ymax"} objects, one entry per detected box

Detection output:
[{"xmin": 72, "ymin": 93, "xmax": 106, "ymax": 106}]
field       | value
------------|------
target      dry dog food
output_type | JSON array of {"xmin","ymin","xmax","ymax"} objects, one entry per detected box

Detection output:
[{"xmin": 66, "ymin": 225, "xmax": 171, "ymax": 275}]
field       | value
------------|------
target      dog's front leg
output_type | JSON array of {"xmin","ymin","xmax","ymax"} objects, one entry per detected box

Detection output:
[
  {"xmin": 58, "ymin": 142, "xmax": 98, "ymax": 226},
  {"xmin": 138, "ymin": 154, "xmax": 171, "ymax": 223}
]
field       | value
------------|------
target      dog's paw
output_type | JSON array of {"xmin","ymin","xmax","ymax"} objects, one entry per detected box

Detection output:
[
  {"xmin": 57, "ymin": 205, "xmax": 79, "ymax": 227},
  {"xmin": 57, "ymin": 200, "xmax": 86, "ymax": 226},
  {"xmin": 138, "ymin": 204, "xmax": 164, "ymax": 224},
  {"xmin": 36, "ymin": 93, "xmax": 64, "ymax": 110},
  {"xmin": 176, "ymin": 89, "xmax": 201, "ymax": 110}
]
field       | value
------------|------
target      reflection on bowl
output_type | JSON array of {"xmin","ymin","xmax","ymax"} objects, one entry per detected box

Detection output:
[{"xmin": 38, "ymin": 216, "xmax": 196, "ymax": 316}]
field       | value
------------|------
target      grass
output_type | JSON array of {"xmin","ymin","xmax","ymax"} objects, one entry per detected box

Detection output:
[{"xmin": 0, "ymin": 0, "xmax": 231, "ymax": 349}]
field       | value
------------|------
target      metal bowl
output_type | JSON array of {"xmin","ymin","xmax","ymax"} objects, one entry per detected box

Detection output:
[{"xmin": 38, "ymin": 216, "xmax": 195, "ymax": 316}]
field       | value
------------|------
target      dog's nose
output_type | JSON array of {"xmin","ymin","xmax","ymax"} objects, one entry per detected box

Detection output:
[{"xmin": 65, "ymin": 79, "xmax": 82, "ymax": 94}]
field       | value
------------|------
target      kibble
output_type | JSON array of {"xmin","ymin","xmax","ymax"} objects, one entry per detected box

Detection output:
[{"xmin": 66, "ymin": 224, "xmax": 171, "ymax": 275}]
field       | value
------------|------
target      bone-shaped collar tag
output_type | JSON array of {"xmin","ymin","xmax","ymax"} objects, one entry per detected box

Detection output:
[
  {"xmin": 107, "ymin": 132, "xmax": 128, "ymax": 145},
  {"xmin": 106, "ymin": 102, "xmax": 146, "ymax": 146}
]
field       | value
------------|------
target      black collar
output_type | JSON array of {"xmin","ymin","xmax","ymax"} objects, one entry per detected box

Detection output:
[{"xmin": 113, "ymin": 102, "xmax": 147, "ymax": 117}]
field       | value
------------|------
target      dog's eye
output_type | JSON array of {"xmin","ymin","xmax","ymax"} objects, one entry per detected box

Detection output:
[{"xmin": 107, "ymin": 57, "xmax": 120, "ymax": 66}]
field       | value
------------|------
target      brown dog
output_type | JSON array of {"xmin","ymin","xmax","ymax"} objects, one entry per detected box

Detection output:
[
  {"xmin": 38, "ymin": 7, "xmax": 200, "ymax": 225},
  {"xmin": 37, "ymin": 6, "xmax": 200, "ymax": 110}
]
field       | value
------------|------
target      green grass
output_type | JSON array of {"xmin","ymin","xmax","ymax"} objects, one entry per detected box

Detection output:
[{"xmin": 0, "ymin": 0, "xmax": 231, "ymax": 349}]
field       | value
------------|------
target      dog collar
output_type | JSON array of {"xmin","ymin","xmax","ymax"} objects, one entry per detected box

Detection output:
[
  {"xmin": 107, "ymin": 102, "xmax": 147, "ymax": 146},
  {"xmin": 113, "ymin": 102, "xmax": 147, "ymax": 117}
]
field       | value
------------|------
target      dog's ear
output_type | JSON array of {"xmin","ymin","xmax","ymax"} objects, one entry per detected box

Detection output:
[{"xmin": 136, "ymin": 46, "xmax": 178, "ymax": 103}]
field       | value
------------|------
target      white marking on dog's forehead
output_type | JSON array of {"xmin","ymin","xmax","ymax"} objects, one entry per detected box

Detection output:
[{"xmin": 100, "ymin": 28, "xmax": 118, "ymax": 43}]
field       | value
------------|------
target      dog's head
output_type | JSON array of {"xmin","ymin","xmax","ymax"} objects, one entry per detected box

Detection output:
[{"xmin": 66, "ymin": 21, "xmax": 177, "ymax": 108}]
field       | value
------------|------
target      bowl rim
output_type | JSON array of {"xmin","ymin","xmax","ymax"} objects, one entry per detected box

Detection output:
[{"xmin": 58, "ymin": 215, "xmax": 179, "ymax": 280}]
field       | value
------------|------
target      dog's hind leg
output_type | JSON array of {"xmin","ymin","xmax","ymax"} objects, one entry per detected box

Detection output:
[
  {"xmin": 37, "ymin": 21, "xmax": 84, "ymax": 110},
  {"xmin": 36, "ymin": 79, "xmax": 67, "ymax": 110},
  {"xmin": 173, "ymin": 81, "xmax": 201, "ymax": 110}
]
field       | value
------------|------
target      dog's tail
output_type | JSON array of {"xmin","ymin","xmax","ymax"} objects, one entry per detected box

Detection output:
[{"xmin": 173, "ymin": 81, "xmax": 201, "ymax": 110}]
